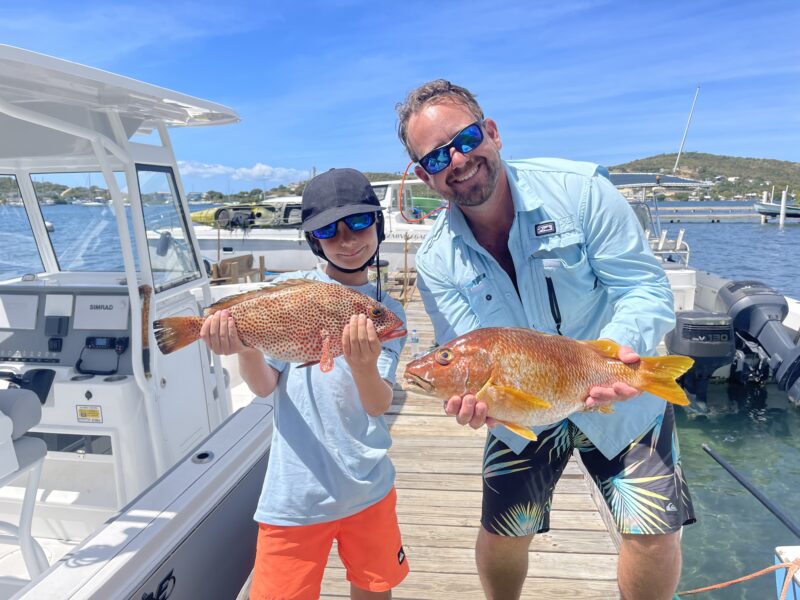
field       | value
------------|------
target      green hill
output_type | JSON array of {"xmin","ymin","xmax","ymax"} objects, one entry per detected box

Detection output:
[{"xmin": 612, "ymin": 152, "xmax": 800, "ymax": 199}]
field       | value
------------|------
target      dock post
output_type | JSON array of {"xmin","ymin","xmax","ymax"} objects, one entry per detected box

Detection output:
[{"xmin": 779, "ymin": 189, "xmax": 788, "ymax": 230}]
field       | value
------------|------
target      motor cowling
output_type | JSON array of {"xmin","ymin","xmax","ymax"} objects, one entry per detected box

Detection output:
[
  {"xmin": 717, "ymin": 280, "xmax": 800, "ymax": 404},
  {"xmin": 665, "ymin": 311, "xmax": 735, "ymax": 403}
]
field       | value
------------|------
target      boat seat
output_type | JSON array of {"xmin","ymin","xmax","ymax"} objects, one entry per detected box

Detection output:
[
  {"xmin": 211, "ymin": 254, "xmax": 265, "ymax": 284},
  {"xmin": 0, "ymin": 388, "xmax": 48, "ymax": 578}
]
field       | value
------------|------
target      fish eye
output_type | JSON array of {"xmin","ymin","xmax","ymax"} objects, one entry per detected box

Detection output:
[
  {"xmin": 435, "ymin": 348, "xmax": 454, "ymax": 365},
  {"xmin": 369, "ymin": 307, "xmax": 383, "ymax": 318}
]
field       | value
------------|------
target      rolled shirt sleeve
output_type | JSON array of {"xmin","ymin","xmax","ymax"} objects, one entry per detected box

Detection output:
[{"xmin": 582, "ymin": 173, "xmax": 676, "ymax": 356}]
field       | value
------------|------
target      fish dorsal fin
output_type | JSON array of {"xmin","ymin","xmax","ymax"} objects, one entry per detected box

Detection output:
[
  {"xmin": 582, "ymin": 339, "xmax": 622, "ymax": 359},
  {"xmin": 494, "ymin": 420, "xmax": 538, "ymax": 442},
  {"xmin": 204, "ymin": 279, "xmax": 314, "ymax": 315}
]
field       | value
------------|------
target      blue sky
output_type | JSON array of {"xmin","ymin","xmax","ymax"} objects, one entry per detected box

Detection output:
[{"xmin": 4, "ymin": 0, "xmax": 799, "ymax": 193}]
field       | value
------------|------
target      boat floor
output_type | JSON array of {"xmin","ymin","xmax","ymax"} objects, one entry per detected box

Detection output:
[{"xmin": 0, "ymin": 537, "xmax": 76, "ymax": 596}]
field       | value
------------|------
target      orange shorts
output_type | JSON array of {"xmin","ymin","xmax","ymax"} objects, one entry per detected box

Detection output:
[{"xmin": 249, "ymin": 488, "xmax": 408, "ymax": 600}]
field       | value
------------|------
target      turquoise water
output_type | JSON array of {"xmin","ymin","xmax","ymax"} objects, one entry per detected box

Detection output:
[{"xmin": 671, "ymin": 220, "xmax": 800, "ymax": 598}]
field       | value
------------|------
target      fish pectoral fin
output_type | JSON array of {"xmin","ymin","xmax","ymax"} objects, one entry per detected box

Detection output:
[
  {"xmin": 495, "ymin": 419, "xmax": 538, "ymax": 442},
  {"xmin": 319, "ymin": 330, "xmax": 333, "ymax": 373},
  {"xmin": 582, "ymin": 338, "xmax": 622, "ymax": 359},
  {"xmin": 597, "ymin": 404, "xmax": 615, "ymax": 414},
  {"xmin": 477, "ymin": 383, "xmax": 551, "ymax": 410}
]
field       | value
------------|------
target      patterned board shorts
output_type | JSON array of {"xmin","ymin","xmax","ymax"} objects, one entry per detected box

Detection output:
[{"xmin": 482, "ymin": 405, "xmax": 696, "ymax": 537}]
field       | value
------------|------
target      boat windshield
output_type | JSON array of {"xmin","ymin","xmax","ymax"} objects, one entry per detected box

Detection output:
[
  {"xmin": 0, "ymin": 175, "xmax": 43, "ymax": 280},
  {"xmin": 30, "ymin": 171, "xmax": 136, "ymax": 274},
  {"xmin": 136, "ymin": 165, "xmax": 202, "ymax": 292},
  {"xmin": 4, "ymin": 167, "xmax": 202, "ymax": 292}
]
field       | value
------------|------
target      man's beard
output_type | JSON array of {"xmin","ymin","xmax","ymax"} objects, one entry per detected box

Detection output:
[{"xmin": 446, "ymin": 155, "xmax": 501, "ymax": 208}]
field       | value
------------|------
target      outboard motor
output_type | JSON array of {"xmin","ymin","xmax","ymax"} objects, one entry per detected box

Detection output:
[
  {"xmin": 718, "ymin": 280, "xmax": 800, "ymax": 404},
  {"xmin": 665, "ymin": 311, "xmax": 735, "ymax": 403}
]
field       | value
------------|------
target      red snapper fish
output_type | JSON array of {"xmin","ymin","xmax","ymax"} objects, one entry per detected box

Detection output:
[
  {"xmin": 404, "ymin": 327, "xmax": 693, "ymax": 440},
  {"xmin": 154, "ymin": 279, "xmax": 406, "ymax": 372}
]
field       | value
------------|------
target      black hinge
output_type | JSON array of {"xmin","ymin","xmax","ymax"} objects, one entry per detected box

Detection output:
[{"xmin": 545, "ymin": 277, "xmax": 563, "ymax": 335}]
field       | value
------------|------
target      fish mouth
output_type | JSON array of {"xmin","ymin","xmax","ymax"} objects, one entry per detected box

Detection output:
[
  {"xmin": 381, "ymin": 326, "xmax": 407, "ymax": 341},
  {"xmin": 404, "ymin": 372, "xmax": 433, "ymax": 393}
]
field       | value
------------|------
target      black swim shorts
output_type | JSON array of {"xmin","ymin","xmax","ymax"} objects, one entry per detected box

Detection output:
[{"xmin": 481, "ymin": 405, "xmax": 696, "ymax": 536}]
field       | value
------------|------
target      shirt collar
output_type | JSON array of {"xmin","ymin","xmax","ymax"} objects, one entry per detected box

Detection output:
[{"xmin": 443, "ymin": 159, "xmax": 544, "ymax": 242}]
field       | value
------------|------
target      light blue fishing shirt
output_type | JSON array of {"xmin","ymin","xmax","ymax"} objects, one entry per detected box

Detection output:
[
  {"xmin": 254, "ymin": 269, "xmax": 406, "ymax": 525},
  {"xmin": 415, "ymin": 158, "xmax": 676, "ymax": 459}
]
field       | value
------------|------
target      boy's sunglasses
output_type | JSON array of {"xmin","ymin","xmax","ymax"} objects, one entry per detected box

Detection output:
[
  {"xmin": 418, "ymin": 121, "xmax": 484, "ymax": 175},
  {"xmin": 310, "ymin": 211, "xmax": 376, "ymax": 240}
]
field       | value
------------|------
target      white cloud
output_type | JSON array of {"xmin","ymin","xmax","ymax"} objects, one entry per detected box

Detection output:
[{"xmin": 177, "ymin": 160, "xmax": 310, "ymax": 184}]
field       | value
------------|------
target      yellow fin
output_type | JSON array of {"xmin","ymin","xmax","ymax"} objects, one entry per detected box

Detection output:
[
  {"xmin": 638, "ymin": 355, "xmax": 694, "ymax": 406},
  {"xmin": 476, "ymin": 382, "xmax": 551, "ymax": 409},
  {"xmin": 598, "ymin": 404, "xmax": 615, "ymax": 414},
  {"xmin": 495, "ymin": 420, "xmax": 538, "ymax": 442},
  {"xmin": 582, "ymin": 338, "xmax": 622, "ymax": 358},
  {"xmin": 204, "ymin": 279, "xmax": 313, "ymax": 315}
]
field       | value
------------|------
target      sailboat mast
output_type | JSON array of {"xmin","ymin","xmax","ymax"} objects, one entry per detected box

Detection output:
[{"xmin": 673, "ymin": 86, "xmax": 701, "ymax": 174}]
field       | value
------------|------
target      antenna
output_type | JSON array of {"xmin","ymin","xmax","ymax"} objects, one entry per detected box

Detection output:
[{"xmin": 673, "ymin": 86, "xmax": 700, "ymax": 174}]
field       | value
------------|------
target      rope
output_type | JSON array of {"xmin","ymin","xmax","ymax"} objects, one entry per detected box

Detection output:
[
  {"xmin": 677, "ymin": 558, "xmax": 800, "ymax": 599},
  {"xmin": 397, "ymin": 162, "xmax": 448, "ymax": 223}
]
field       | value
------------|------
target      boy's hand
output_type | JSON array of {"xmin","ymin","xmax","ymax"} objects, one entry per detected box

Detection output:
[
  {"xmin": 342, "ymin": 314, "xmax": 381, "ymax": 374},
  {"xmin": 200, "ymin": 309, "xmax": 252, "ymax": 356}
]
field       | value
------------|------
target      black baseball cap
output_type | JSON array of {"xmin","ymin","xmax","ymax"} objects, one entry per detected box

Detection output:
[{"xmin": 301, "ymin": 168, "xmax": 382, "ymax": 232}]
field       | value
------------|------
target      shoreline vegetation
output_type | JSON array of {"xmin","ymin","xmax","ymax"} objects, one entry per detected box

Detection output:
[{"xmin": 1, "ymin": 152, "xmax": 797, "ymax": 205}]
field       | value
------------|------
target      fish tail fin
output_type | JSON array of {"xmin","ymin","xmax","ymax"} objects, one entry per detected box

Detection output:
[
  {"xmin": 153, "ymin": 316, "xmax": 205, "ymax": 354},
  {"xmin": 638, "ymin": 355, "xmax": 694, "ymax": 406}
]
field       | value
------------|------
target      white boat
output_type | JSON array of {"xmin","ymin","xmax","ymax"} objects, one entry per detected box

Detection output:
[
  {"xmin": 754, "ymin": 200, "xmax": 800, "ymax": 219},
  {"xmin": 0, "ymin": 45, "xmax": 273, "ymax": 599},
  {"xmin": 189, "ymin": 179, "xmax": 438, "ymax": 272}
]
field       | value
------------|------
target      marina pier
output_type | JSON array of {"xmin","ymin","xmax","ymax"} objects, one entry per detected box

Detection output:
[{"xmin": 320, "ymin": 292, "xmax": 622, "ymax": 599}]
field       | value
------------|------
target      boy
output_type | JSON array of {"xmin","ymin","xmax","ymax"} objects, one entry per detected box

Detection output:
[{"xmin": 200, "ymin": 168, "xmax": 409, "ymax": 600}]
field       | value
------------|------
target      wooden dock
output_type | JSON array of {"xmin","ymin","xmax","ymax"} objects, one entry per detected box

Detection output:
[{"xmin": 320, "ymin": 293, "xmax": 622, "ymax": 599}]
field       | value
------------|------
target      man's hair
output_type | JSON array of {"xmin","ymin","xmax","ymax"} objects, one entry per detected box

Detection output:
[{"xmin": 395, "ymin": 79, "xmax": 484, "ymax": 161}]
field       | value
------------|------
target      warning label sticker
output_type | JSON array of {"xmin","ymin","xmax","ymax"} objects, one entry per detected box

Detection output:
[{"xmin": 76, "ymin": 405, "xmax": 103, "ymax": 424}]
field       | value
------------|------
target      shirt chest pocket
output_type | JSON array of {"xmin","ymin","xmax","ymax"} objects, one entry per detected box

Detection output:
[
  {"xmin": 460, "ymin": 275, "xmax": 507, "ymax": 327},
  {"xmin": 532, "ymin": 233, "xmax": 598, "ymax": 299}
]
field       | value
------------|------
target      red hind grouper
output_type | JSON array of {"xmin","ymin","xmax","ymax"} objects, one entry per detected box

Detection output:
[
  {"xmin": 154, "ymin": 279, "xmax": 406, "ymax": 372},
  {"xmin": 404, "ymin": 327, "xmax": 693, "ymax": 440}
]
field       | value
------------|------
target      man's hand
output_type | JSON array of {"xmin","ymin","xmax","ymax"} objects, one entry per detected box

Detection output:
[
  {"xmin": 199, "ymin": 309, "xmax": 251, "ymax": 356},
  {"xmin": 444, "ymin": 394, "xmax": 497, "ymax": 430},
  {"xmin": 584, "ymin": 345, "xmax": 641, "ymax": 408},
  {"xmin": 342, "ymin": 314, "xmax": 382, "ymax": 374}
]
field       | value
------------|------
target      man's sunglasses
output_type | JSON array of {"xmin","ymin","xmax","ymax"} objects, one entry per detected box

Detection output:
[
  {"xmin": 310, "ymin": 211, "xmax": 376, "ymax": 240},
  {"xmin": 418, "ymin": 121, "xmax": 484, "ymax": 175}
]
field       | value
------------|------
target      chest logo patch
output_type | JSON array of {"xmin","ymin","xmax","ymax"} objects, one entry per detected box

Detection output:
[{"xmin": 535, "ymin": 221, "xmax": 556, "ymax": 236}]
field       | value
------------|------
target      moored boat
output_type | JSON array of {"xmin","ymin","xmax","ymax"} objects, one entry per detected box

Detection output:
[{"xmin": 754, "ymin": 201, "xmax": 800, "ymax": 219}]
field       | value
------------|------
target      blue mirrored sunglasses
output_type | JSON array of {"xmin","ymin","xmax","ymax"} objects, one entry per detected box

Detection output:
[
  {"xmin": 311, "ymin": 211, "xmax": 376, "ymax": 240},
  {"xmin": 418, "ymin": 121, "xmax": 484, "ymax": 175}
]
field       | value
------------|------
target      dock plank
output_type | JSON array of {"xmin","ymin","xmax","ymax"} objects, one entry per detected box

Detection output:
[{"xmin": 319, "ymin": 295, "xmax": 621, "ymax": 599}]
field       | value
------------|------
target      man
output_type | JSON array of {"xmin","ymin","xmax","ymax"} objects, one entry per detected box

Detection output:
[{"xmin": 395, "ymin": 80, "xmax": 695, "ymax": 600}]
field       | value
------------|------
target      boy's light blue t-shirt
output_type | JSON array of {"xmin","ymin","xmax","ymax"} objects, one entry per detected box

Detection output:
[{"xmin": 254, "ymin": 269, "xmax": 407, "ymax": 526}]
